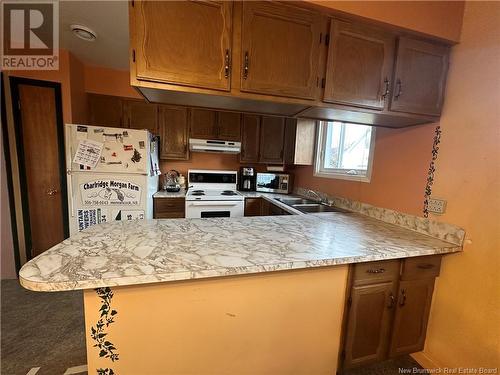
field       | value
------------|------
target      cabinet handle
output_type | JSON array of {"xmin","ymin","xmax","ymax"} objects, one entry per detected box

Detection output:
[
  {"xmin": 381, "ymin": 77, "xmax": 390, "ymax": 100},
  {"xmin": 394, "ymin": 79, "xmax": 403, "ymax": 99},
  {"xmin": 387, "ymin": 293, "xmax": 395, "ymax": 308},
  {"xmin": 417, "ymin": 263, "xmax": 435, "ymax": 270},
  {"xmin": 366, "ymin": 268, "xmax": 385, "ymax": 274},
  {"xmin": 243, "ymin": 51, "xmax": 249, "ymax": 80},
  {"xmin": 399, "ymin": 289, "xmax": 407, "ymax": 306},
  {"xmin": 224, "ymin": 49, "xmax": 231, "ymax": 79}
]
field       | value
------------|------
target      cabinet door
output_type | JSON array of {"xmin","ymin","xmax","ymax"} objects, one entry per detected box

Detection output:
[
  {"xmin": 283, "ymin": 118, "xmax": 297, "ymax": 165},
  {"xmin": 88, "ymin": 94, "xmax": 123, "ymax": 127},
  {"xmin": 389, "ymin": 278, "xmax": 435, "ymax": 357},
  {"xmin": 244, "ymin": 198, "xmax": 263, "ymax": 216},
  {"xmin": 190, "ymin": 109, "xmax": 217, "ymax": 139},
  {"xmin": 390, "ymin": 37, "xmax": 449, "ymax": 116},
  {"xmin": 324, "ymin": 21, "xmax": 395, "ymax": 110},
  {"xmin": 259, "ymin": 116, "xmax": 285, "ymax": 164},
  {"xmin": 241, "ymin": 2, "xmax": 322, "ymax": 99},
  {"xmin": 132, "ymin": 1, "xmax": 232, "ymax": 91},
  {"xmin": 154, "ymin": 197, "xmax": 185, "ymax": 219},
  {"xmin": 158, "ymin": 105, "xmax": 189, "ymax": 160},
  {"xmin": 240, "ymin": 114, "xmax": 260, "ymax": 163},
  {"xmin": 217, "ymin": 111, "xmax": 241, "ymax": 141},
  {"xmin": 344, "ymin": 282, "xmax": 396, "ymax": 368},
  {"xmin": 124, "ymin": 100, "xmax": 158, "ymax": 134}
]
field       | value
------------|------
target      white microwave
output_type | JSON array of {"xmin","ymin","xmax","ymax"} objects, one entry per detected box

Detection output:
[{"xmin": 256, "ymin": 173, "xmax": 292, "ymax": 194}]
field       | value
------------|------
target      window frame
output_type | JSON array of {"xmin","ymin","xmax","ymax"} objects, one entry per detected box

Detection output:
[{"xmin": 314, "ymin": 121, "xmax": 376, "ymax": 183}]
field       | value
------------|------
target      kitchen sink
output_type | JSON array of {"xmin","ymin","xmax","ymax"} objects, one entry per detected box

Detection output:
[
  {"xmin": 274, "ymin": 197, "xmax": 351, "ymax": 214},
  {"xmin": 274, "ymin": 197, "xmax": 318, "ymax": 205},
  {"xmin": 293, "ymin": 204, "xmax": 349, "ymax": 214}
]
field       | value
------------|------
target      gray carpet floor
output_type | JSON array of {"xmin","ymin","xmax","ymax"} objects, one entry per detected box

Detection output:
[{"xmin": 1, "ymin": 279, "xmax": 87, "ymax": 375}]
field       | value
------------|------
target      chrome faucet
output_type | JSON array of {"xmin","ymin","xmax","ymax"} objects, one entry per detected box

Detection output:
[{"xmin": 307, "ymin": 189, "xmax": 328, "ymax": 204}]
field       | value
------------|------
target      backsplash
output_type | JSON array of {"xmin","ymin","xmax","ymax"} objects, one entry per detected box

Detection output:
[{"xmin": 295, "ymin": 187, "xmax": 465, "ymax": 246}]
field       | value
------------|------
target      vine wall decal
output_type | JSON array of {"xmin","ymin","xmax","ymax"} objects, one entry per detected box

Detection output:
[
  {"xmin": 423, "ymin": 125, "xmax": 442, "ymax": 218},
  {"xmin": 91, "ymin": 287, "xmax": 119, "ymax": 374}
]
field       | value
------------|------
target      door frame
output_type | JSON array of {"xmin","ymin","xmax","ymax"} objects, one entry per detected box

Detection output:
[{"xmin": 9, "ymin": 76, "xmax": 69, "ymax": 262}]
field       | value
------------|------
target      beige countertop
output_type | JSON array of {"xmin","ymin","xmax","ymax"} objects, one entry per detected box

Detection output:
[{"xmin": 19, "ymin": 209, "xmax": 462, "ymax": 292}]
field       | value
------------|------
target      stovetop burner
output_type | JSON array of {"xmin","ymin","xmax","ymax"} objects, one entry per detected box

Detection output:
[
  {"xmin": 191, "ymin": 191, "xmax": 205, "ymax": 196},
  {"xmin": 221, "ymin": 190, "xmax": 237, "ymax": 196}
]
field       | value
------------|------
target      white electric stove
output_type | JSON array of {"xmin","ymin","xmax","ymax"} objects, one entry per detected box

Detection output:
[{"xmin": 185, "ymin": 170, "xmax": 244, "ymax": 218}]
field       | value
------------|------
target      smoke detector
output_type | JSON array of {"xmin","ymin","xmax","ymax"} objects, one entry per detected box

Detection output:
[{"xmin": 70, "ymin": 24, "xmax": 97, "ymax": 41}]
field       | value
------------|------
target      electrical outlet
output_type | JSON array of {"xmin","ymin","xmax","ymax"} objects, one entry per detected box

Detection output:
[{"xmin": 428, "ymin": 198, "xmax": 447, "ymax": 214}]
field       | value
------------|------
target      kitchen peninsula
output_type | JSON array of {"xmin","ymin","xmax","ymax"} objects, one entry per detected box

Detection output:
[{"xmin": 19, "ymin": 207, "xmax": 464, "ymax": 374}]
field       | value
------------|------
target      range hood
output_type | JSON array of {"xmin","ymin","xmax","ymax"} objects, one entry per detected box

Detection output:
[{"xmin": 189, "ymin": 139, "xmax": 241, "ymax": 154}]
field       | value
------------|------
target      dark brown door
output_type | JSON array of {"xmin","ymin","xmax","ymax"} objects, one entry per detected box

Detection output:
[
  {"xmin": 389, "ymin": 278, "xmax": 435, "ymax": 357},
  {"xmin": 390, "ymin": 37, "xmax": 450, "ymax": 116},
  {"xmin": 124, "ymin": 99, "xmax": 158, "ymax": 134},
  {"xmin": 132, "ymin": 1, "xmax": 232, "ymax": 91},
  {"xmin": 240, "ymin": 114, "xmax": 260, "ymax": 163},
  {"xmin": 88, "ymin": 93, "xmax": 123, "ymax": 127},
  {"xmin": 259, "ymin": 116, "xmax": 285, "ymax": 164},
  {"xmin": 343, "ymin": 282, "xmax": 396, "ymax": 368},
  {"xmin": 190, "ymin": 109, "xmax": 217, "ymax": 139},
  {"xmin": 13, "ymin": 81, "xmax": 67, "ymax": 257},
  {"xmin": 241, "ymin": 2, "xmax": 322, "ymax": 99},
  {"xmin": 217, "ymin": 111, "xmax": 241, "ymax": 141},
  {"xmin": 159, "ymin": 105, "xmax": 189, "ymax": 160},
  {"xmin": 324, "ymin": 20, "xmax": 395, "ymax": 110}
]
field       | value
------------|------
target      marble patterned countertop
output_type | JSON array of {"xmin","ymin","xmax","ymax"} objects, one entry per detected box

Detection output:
[{"xmin": 19, "ymin": 211, "xmax": 462, "ymax": 292}]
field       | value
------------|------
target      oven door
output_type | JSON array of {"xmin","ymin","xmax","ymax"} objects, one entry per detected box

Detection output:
[{"xmin": 185, "ymin": 201, "xmax": 244, "ymax": 218}]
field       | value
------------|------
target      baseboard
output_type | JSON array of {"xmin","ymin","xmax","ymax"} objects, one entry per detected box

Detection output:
[{"xmin": 411, "ymin": 351, "xmax": 443, "ymax": 370}]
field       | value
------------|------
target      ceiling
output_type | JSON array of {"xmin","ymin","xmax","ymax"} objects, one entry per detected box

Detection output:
[{"xmin": 60, "ymin": 1, "xmax": 129, "ymax": 70}]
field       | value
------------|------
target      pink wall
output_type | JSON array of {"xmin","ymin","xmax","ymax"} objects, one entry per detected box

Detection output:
[
  {"xmin": 84, "ymin": 65, "xmax": 141, "ymax": 99},
  {"xmin": 294, "ymin": 124, "xmax": 437, "ymax": 216},
  {"xmin": 308, "ymin": 1, "xmax": 465, "ymax": 42}
]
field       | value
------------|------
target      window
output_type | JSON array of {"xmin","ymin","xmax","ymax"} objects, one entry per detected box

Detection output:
[{"xmin": 314, "ymin": 121, "xmax": 376, "ymax": 182}]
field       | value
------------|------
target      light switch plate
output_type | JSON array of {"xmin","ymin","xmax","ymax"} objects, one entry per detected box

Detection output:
[{"xmin": 428, "ymin": 198, "xmax": 447, "ymax": 214}]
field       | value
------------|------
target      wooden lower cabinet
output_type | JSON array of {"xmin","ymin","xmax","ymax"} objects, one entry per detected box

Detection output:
[
  {"xmin": 244, "ymin": 198, "xmax": 264, "ymax": 216},
  {"xmin": 341, "ymin": 256, "xmax": 441, "ymax": 370},
  {"xmin": 153, "ymin": 197, "xmax": 185, "ymax": 219},
  {"xmin": 344, "ymin": 282, "xmax": 396, "ymax": 367},
  {"xmin": 244, "ymin": 197, "xmax": 291, "ymax": 216},
  {"xmin": 389, "ymin": 278, "xmax": 435, "ymax": 357}
]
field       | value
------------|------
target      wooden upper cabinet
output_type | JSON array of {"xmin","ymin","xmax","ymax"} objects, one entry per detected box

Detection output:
[
  {"xmin": 158, "ymin": 105, "xmax": 189, "ymax": 160},
  {"xmin": 132, "ymin": 1, "xmax": 233, "ymax": 91},
  {"xmin": 217, "ymin": 111, "xmax": 241, "ymax": 141},
  {"xmin": 324, "ymin": 20, "xmax": 395, "ymax": 110},
  {"xmin": 389, "ymin": 278, "xmax": 435, "ymax": 357},
  {"xmin": 240, "ymin": 2, "xmax": 322, "ymax": 100},
  {"xmin": 240, "ymin": 114, "xmax": 260, "ymax": 163},
  {"xmin": 343, "ymin": 282, "xmax": 396, "ymax": 368},
  {"xmin": 190, "ymin": 109, "xmax": 217, "ymax": 139},
  {"xmin": 123, "ymin": 100, "xmax": 158, "ymax": 133},
  {"xmin": 88, "ymin": 94, "xmax": 124, "ymax": 127},
  {"xmin": 259, "ymin": 116, "xmax": 285, "ymax": 164},
  {"xmin": 390, "ymin": 37, "xmax": 449, "ymax": 116}
]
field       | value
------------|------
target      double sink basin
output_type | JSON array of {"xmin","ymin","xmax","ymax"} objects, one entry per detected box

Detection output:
[{"xmin": 273, "ymin": 197, "xmax": 350, "ymax": 214}]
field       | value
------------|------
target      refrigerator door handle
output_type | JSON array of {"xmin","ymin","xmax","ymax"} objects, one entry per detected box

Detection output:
[{"xmin": 67, "ymin": 169, "xmax": 75, "ymax": 217}]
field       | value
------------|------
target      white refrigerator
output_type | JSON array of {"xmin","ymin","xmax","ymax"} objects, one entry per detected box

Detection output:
[{"xmin": 65, "ymin": 124, "xmax": 160, "ymax": 236}]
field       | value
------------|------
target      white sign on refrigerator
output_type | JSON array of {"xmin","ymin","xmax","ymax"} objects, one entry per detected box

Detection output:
[
  {"xmin": 80, "ymin": 180, "xmax": 142, "ymax": 206},
  {"xmin": 73, "ymin": 139, "xmax": 104, "ymax": 168},
  {"xmin": 77, "ymin": 208, "xmax": 108, "ymax": 232}
]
